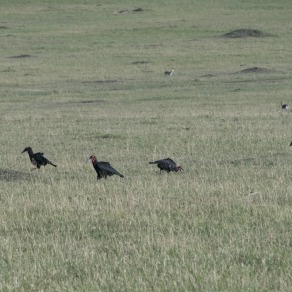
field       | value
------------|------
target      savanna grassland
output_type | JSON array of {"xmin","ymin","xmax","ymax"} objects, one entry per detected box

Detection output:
[{"xmin": 1, "ymin": 0, "xmax": 292, "ymax": 290}]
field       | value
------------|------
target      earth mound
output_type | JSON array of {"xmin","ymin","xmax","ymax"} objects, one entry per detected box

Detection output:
[
  {"xmin": 8, "ymin": 54, "xmax": 33, "ymax": 58},
  {"xmin": 236, "ymin": 67, "xmax": 273, "ymax": 74},
  {"xmin": 223, "ymin": 29, "xmax": 271, "ymax": 38}
]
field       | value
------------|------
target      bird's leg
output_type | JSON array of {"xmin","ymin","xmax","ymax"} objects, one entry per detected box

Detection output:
[{"xmin": 30, "ymin": 167, "xmax": 37, "ymax": 171}]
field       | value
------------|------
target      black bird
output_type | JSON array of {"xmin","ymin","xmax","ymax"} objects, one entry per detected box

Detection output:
[
  {"xmin": 22, "ymin": 146, "xmax": 57, "ymax": 170},
  {"xmin": 281, "ymin": 102, "xmax": 289, "ymax": 111},
  {"xmin": 149, "ymin": 158, "xmax": 183, "ymax": 173},
  {"xmin": 89, "ymin": 155, "xmax": 124, "ymax": 180},
  {"xmin": 289, "ymin": 142, "xmax": 292, "ymax": 147},
  {"xmin": 164, "ymin": 69, "xmax": 174, "ymax": 76}
]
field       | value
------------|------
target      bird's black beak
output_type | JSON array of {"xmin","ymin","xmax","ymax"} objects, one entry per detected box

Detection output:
[{"xmin": 21, "ymin": 149, "xmax": 26, "ymax": 154}]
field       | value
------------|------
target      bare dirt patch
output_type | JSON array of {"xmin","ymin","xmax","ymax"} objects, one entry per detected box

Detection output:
[
  {"xmin": 118, "ymin": 8, "xmax": 144, "ymax": 14},
  {"xmin": 132, "ymin": 60, "xmax": 150, "ymax": 65},
  {"xmin": 222, "ymin": 29, "xmax": 272, "ymax": 38},
  {"xmin": 96, "ymin": 134, "xmax": 121, "ymax": 139},
  {"xmin": 81, "ymin": 80, "xmax": 117, "ymax": 84},
  {"xmin": 8, "ymin": 54, "xmax": 34, "ymax": 59},
  {"xmin": 78, "ymin": 99, "xmax": 106, "ymax": 104},
  {"xmin": 200, "ymin": 74, "xmax": 216, "ymax": 78},
  {"xmin": 235, "ymin": 67, "xmax": 275, "ymax": 74}
]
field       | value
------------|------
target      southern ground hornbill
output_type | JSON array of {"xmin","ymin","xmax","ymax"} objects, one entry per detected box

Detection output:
[
  {"xmin": 89, "ymin": 155, "xmax": 124, "ymax": 180},
  {"xmin": 149, "ymin": 158, "xmax": 183, "ymax": 173},
  {"xmin": 22, "ymin": 147, "xmax": 57, "ymax": 170}
]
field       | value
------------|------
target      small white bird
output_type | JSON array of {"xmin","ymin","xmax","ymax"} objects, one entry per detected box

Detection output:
[
  {"xmin": 164, "ymin": 69, "xmax": 174, "ymax": 76},
  {"xmin": 281, "ymin": 102, "xmax": 289, "ymax": 111}
]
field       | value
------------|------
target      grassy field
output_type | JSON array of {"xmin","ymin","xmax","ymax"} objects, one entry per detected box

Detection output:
[{"xmin": 1, "ymin": 0, "xmax": 292, "ymax": 290}]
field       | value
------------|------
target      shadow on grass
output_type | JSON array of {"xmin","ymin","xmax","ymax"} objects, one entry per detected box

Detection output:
[{"xmin": 0, "ymin": 168, "xmax": 32, "ymax": 182}]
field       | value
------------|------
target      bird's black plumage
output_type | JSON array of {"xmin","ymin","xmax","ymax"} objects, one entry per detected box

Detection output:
[
  {"xmin": 281, "ymin": 102, "xmax": 289, "ymax": 111},
  {"xmin": 89, "ymin": 155, "xmax": 124, "ymax": 180},
  {"xmin": 22, "ymin": 147, "xmax": 57, "ymax": 170},
  {"xmin": 149, "ymin": 158, "xmax": 183, "ymax": 173}
]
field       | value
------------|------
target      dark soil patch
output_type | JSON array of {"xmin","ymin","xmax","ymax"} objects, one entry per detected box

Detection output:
[
  {"xmin": 132, "ymin": 60, "xmax": 150, "ymax": 65},
  {"xmin": 1, "ymin": 68, "xmax": 15, "ymax": 73},
  {"xmin": 81, "ymin": 80, "xmax": 117, "ymax": 84},
  {"xmin": 0, "ymin": 168, "xmax": 31, "ymax": 181},
  {"xmin": 96, "ymin": 134, "xmax": 120, "ymax": 139},
  {"xmin": 0, "ymin": 26, "xmax": 8, "ymax": 29},
  {"xmin": 200, "ymin": 74, "xmax": 216, "ymax": 78},
  {"xmin": 223, "ymin": 29, "xmax": 272, "ymax": 38},
  {"xmin": 78, "ymin": 99, "xmax": 106, "ymax": 104},
  {"xmin": 139, "ymin": 119, "xmax": 159, "ymax": 125},
  {"xmin": 133, "ymin": 8, "xmax": 143, "ymax": 12},
  {"xmin": 118, "ymin": 7, "xmax": 144, "ymax": 13},
  {"xmin": 235, "ymin": 67, "xmax": 274, "ymax": 74},
  {"xmin": 8, "ymin": 54, "xmax": 33, "ymax": 59}
]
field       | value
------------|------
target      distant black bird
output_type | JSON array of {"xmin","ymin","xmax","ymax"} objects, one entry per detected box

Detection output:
[
  {"xmin": 149, "ymin": 158, "xmax": 183, "ymax": 173},
  {"xmin": 289, "ymin": 142, "xmax": 292, "ymax": 147},
  {"xmin": 22, "ymin": 147, "xmax": 57, "ymax": 170},
  {"xmin": 89, "ymin": 155, "xmax": 124, "ymax": 180},
  {"xmin": 164, "ymin": 69, "xmax": 174, "ymax": 76},
  {"xmin": 281, "ymin": 102, "xmax": 289, "ymax": 111}
]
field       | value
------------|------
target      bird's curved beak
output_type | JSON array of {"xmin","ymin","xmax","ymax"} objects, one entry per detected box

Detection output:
[{"xmin": 21, "ymin": 149, "xmax": 26, "ymax": 154}]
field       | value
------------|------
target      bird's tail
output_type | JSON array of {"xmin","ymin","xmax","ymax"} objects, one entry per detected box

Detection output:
[{"xmin": 49, "ymin": 161, "xmax": 57, "ymax": 167}]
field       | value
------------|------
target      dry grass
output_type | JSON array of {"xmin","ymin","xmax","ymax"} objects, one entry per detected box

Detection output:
[{"xmin": 1, "ymin": 0, "xmax": 292, "ymax": 290}]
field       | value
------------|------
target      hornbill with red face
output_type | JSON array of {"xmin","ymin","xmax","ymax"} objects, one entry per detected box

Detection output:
[
  {"xmin": 149, "ymin": 158, "xmax": 183, "ymax": 173},
  {"xmin": 22, "ymin": 147, "xmax": 57, "ymax": 170},
  {"xmin": 89, "ymin": 155, "xmax": 124, "ymax": 180}
]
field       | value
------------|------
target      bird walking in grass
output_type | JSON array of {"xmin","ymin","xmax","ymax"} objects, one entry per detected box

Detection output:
[
  {"xmin": 149, "ymin": 158, "xmax": 183, "ymax": 173},
  {"xmin": 89, "ymin": 155, "xmax": 124, "ymax": 180},
  {"xmin": 281, "ymin": 102, "xmax": 289, "ymax": 111},
  {"xmin": 164, "ymin": 69, "xmax": 174, "ymax": 76},
  {"xmin": 22, "ymin": 147, "xmax": 57, "ymax": 170}
]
